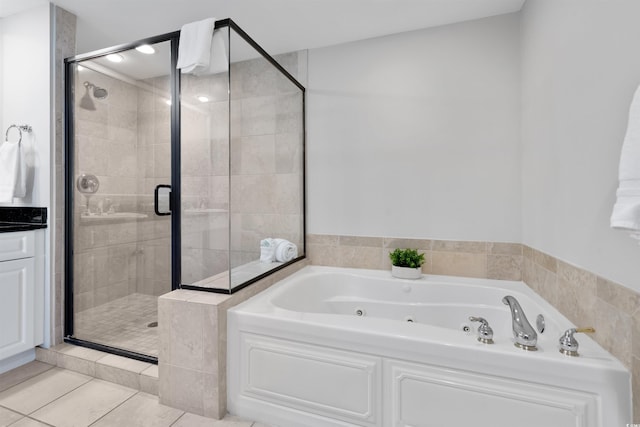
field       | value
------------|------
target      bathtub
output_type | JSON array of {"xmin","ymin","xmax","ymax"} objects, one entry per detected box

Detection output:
[{"xmin": 227, "ymin": 266, "xmax": 631, "ymax": 427}]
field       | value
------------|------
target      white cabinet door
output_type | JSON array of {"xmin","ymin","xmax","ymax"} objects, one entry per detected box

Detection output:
[
  {"xmin": 0, "ymin": 257, "xmax": 35, "ymax": 360},
  {"xmin": 0, "ymin": 232, "xmax": 35, "ymax": 262}
]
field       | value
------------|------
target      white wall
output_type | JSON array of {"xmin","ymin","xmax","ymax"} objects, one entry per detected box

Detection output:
[
  {"xmin": 307, "ymin": 13, "xmax": 521, "ymax": 242},
  {"xmin": 0, "ymin": 4, "xmax": 51, "ymax": 208},
  {"xmin": 521, "ymin": 0, "xmax": 640, "ymax": 291},
  {"xmin": 1, "ymin": 4, "xmax": 53, "ymax": 347}
]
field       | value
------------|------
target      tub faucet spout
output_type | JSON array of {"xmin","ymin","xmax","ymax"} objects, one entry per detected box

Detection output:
[{"xmin": 502, "ymin": 295, "xmax": 537, "ymax": 351}]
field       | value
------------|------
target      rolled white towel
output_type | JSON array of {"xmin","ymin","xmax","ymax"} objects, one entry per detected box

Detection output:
[
  {"xmin": 260, "ymin": 238, "xmax": 276, "ymax": 263},
  {"xmin": 273, "ymin": 238, "xmax": 298, "ymax": 262}
]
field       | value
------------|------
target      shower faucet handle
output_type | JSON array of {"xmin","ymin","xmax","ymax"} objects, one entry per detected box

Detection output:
[
  {"xmin": 469, "ymin": 316, "xmax": 494, "ymax": 344},
  {"xmin": 558, "ymin": 327, "xmax": 595, "ymax": 357}
]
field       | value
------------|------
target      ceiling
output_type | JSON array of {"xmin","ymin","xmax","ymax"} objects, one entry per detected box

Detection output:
[{"xmin": 1, "ymin": 0, "xmax": 525, "ymax": 56}]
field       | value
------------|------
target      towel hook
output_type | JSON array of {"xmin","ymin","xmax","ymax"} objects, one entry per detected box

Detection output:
[{"xmin": 4, "ymin": 124, "xmax": 32, "ymax": 144}]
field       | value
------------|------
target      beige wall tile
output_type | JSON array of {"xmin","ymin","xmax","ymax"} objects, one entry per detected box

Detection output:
[
  {"xmin": 556, "ymin": 277, "xmax": 596, "ymax": 328},
  {"xmin": 168, "ymin": 300, "xmax": 204, "ymax": 372},
  {"xmin": 202, "ymin": 372, "xmax": 221, "ymax": 418},
  {"xmin": 487, "ymin": 254, "xmax": 522, "ymax": 281},
  {"xmin": 307, "ymin": 234, "xmax": 339, "ymax": 245},
  {"xmin": 532, "ymin": 248, "xmax": 557, "ymax": 273},
  {"xmin": 557, "ymin": 260, "xmax": 596, "ymax": 288},
  {"xmin": 522, "ymin": 257, "xmax": 534, "ymax": 285},
  {"xmin": 526, "ymin": 263, "xmax": 558, "ymax": 307},
  {"xmin": 339, "ymin": 236, "xmax": 383, "ymax": 248},
  {"xmin": 597, "ymin": 276, "xmax": 640, "ymax": 316},
  {"xmin": 158, "ymin": 364, "xmax": 206, "ymax": 416},
  {"xmin": 383, "ymin": 238, "xmax": 431, "ymax": 250},
  {"xmin": 432, "ymin": 240, "xmax": 487, "ymax": 253},
  {"xmin": 203, "ymin": 305, "xmax": 220, "ymax": 375},
  {"xmin": 307, "ymin": 243, "xmax": 340, "ymax": 267},
  {"xmin": 594, "ymin": 299, "xmax": 632, "ymax": 368},
  {"xmin": 487, "ymin": 242, "xmax": 522, "ymax": 255},
  {"xmin": 431, "ymin": 252, "xmax": 487, "ymax": 278},
  {"xmin": 335, "ymin": 245, "xmax": 384, "ymax": 269}
]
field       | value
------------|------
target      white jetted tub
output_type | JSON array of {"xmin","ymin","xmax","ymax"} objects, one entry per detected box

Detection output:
[{"xmin": 227, "ymin": 266, "xmax": 631, "ymax": 427}]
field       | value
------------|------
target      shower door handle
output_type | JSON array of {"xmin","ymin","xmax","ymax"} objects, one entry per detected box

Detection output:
[{"xmin": 154, "ymin": 184, "xmax": 172, "ymax": 216}]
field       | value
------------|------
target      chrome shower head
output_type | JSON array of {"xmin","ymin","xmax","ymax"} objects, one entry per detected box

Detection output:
[
  {"xmin": 79, "ymin": 81, "xmax": 108, "ymax": 110},
  {"xmin": 93, "ymin": 86, "xmax": 108, "ymax": 100}
]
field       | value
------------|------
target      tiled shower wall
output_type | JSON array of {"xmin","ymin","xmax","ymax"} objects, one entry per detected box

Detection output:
[
  {"xmin": 72, "ymin": 68, "xmax": 173, "ymax": 312},
  {"xmin": 308, "ymin": 233, "xmax": 640, "ymax": 418},
  {"xmin": 52, "ymin": 6, "xmax": 76, "ymax": 345},
  {"xmin": 135, "ymin": 74, "xmax": 172, "ymax": 297},
  {"xmin": 229, "ymin": 51, "xmax": 305, "ymax": 268},
  {"xmin": 180, "ymin": 69, "xmax": 230, "ymax": 285},
  {"xmin": 73, "ymin": 70, "xmax": 141, "ymax": 312}
]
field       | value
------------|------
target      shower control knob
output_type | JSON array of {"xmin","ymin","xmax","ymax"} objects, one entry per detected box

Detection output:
[{"xmin": 469, "ymin": 316, "xmax": 494, "ymax": 344}]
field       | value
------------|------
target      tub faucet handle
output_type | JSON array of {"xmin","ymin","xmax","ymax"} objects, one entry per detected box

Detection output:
[
  {"xmin": 469, "ymin": 316, "xmax": 494, "ymax": 344},
  {"xmin": 559, "ymin": 327, "xmax": 595, "ymax": 357}
]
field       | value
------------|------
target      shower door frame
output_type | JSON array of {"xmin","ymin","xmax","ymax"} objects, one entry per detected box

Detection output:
[{"xmin": 63, "ymin": 31, "xmax": 182, "ymax": 363}]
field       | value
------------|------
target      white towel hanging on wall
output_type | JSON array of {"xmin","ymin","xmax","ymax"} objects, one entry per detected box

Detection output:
[
  {"xmin": 611, "ymin": 84, "xmax": 640, "ymax": 239},
  {"xmin": 0, "ymin": 138, "xmax": 26, "ymax": 203}
]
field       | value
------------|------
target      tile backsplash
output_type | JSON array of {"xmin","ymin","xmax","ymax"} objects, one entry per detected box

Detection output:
[
  {"xmin": 307, "ymin": 234, "xmax": 523, "ymax": 280},
  {"xmin": 308, "ymin": 233, "xmax": 640, "ymax": 420}
]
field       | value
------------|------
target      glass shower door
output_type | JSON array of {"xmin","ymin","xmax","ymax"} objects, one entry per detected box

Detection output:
[{"xmin": 68, "ymin": 39, "xmax": 176, "ymax": 359}]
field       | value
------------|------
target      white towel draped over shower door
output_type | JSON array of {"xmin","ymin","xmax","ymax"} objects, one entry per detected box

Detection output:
[
  {"xmin": 0, "ymin": 139, "xmax": 26, "ymax": 203},
  {"xmin": 611, "ymin": 84, "xmax": 640, "ymax": 237},
  {"xmin": 177, "ymin": 17, "xmax": 228, "ymax": 76}
]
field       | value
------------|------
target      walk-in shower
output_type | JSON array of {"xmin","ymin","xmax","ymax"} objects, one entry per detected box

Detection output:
[{"xmin": 64, "ymin": 19, "xmax": 306, "ymax": 362}]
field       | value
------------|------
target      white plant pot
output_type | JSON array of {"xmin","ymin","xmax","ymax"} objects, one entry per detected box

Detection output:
[{"xmin": 391, "ymin": 265, "xmax": 422, "ymax": 280}]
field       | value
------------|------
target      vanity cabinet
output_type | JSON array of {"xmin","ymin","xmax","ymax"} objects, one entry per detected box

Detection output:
[{"xmin": 0, "ymin": 230, "xmax": 45, "ymax": 362}]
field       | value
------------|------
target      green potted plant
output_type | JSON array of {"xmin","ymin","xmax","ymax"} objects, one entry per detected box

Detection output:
[{"xmin": 389, "ymin": 248, "xmax": 425, "ymax": 279}]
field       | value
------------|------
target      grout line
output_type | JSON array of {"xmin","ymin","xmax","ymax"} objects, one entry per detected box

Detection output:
[
  {"xmin": 169, "ymin": 412, "xmax": 187, "ymax": 426},
  {"xmin": 21, "ymin": 416, "xmax": 56, "ymax": 427},
  {"xmin": 85, "ymin": 390, "xmax": 139, "ymax": 427},
  {"xmin": 18, "ymin": 370, "xmax": 93, "ymax": 418}
]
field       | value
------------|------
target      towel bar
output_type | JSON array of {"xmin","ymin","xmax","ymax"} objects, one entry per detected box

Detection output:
[{"xmin": 4, "ymin": 124, "xmax": 32, "ymax": 144}]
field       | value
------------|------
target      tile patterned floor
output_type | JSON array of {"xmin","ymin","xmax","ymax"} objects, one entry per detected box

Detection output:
[
  {"xmin": 74, "ymin": 294, "xmax": 159, "ymax": 357},
  {"xmin": 0, "ymin": 362, "xmax": 270, "ymax": 427}
]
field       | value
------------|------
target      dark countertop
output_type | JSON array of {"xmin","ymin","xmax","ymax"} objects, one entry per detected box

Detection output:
[{"xmin": 0, "ymin": 207, "xmax": 48, "ymax": 233}]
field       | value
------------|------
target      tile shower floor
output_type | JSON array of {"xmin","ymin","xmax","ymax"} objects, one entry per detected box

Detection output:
[
  {"xmin": 74, "ymin": 294, "xmax": 159, "ymax": 357},
  {"xmin": 0, "ymin": 362, "xmax": 269, "ymax": 427}
]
